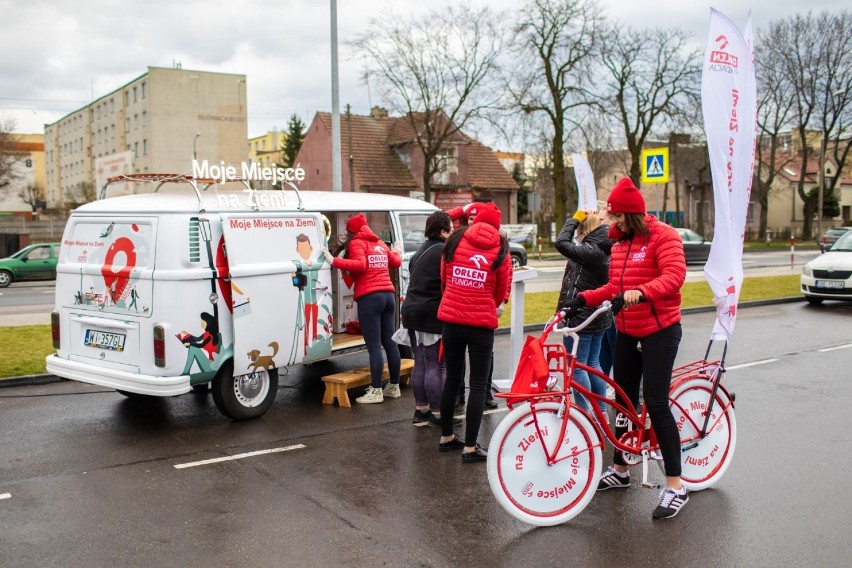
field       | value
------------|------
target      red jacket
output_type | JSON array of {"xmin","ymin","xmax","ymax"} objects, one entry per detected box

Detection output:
[
  {"xmin": 438, "ymin": 223, "xmax": 512, "ymax": 330},
  {"xmin": 332, "ymin": 226, "xmax": 401, "ymax": 300},
  {"xmin": 580, "ymin": 215, "xmax": 685, "ymax": 338}
]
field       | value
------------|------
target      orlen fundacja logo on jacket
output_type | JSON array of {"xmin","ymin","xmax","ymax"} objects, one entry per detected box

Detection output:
[
  {"xmin": 708, "ymin": 34, "xmax": 738, "ymax": 73},
  {"xmin": 368, "ymin": 245, "xmax": 388, "ymax": 269},
  {"xmin": 451, "ymin": 254, "xmax": 488, "ymax": 289},
  {"xmin": 631, "ymin": 246, "xmax": 647, "ymax": 263}
]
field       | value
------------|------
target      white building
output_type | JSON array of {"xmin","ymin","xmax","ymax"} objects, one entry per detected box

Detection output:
[{"xmin": 44, "ymin": 66, "xmax": 248, "ymax": 208}]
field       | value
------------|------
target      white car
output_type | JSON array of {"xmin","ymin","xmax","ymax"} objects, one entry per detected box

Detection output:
[{"xmin": 801, "ymin": 230, "xmax": 852, "ymax": 305}]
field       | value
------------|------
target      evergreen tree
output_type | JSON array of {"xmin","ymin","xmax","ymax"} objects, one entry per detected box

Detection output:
[{"xmin": 282, "ymin": 114, "xmax": 306, "ymax": 167}]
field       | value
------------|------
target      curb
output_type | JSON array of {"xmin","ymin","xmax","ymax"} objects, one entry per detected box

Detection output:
[{"xmin": 0, "ymin": 297, "xmax": 805, "ymax": 387}]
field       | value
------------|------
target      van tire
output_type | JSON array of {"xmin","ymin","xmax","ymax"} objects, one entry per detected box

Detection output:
[
  {"xmin": 117, "ymin": 389, "xmax": 148, "ymax": 398},
  {"xmin": 0, "ymin": 270, "xmax": 12, "ymax": 288},
  {"xmin": 212, "ymin": 359, "xmax": 278, "ymax": 420}
]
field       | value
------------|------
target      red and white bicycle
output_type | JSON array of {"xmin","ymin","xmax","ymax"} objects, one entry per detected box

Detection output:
[{"xmin": 487, "ymin": 301, "xmax": 737, "ymax": 526}]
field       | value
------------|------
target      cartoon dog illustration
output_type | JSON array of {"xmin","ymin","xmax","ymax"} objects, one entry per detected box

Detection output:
[{"xmin": 247, "ymin": 341, "xmax": 279, "ymax": 372}]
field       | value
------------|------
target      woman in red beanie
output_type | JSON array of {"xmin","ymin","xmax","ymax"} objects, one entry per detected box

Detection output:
[
  {"xmin": 322, "ymin": 213, "xmax": 402, "ymax": 404},
  {"xmin": 436, "ymin": 202, "xmax": 512, "ymax": 463},
  {"xmin": 561, "ymin": 177, "xmax": 689, "ymax": 519}
]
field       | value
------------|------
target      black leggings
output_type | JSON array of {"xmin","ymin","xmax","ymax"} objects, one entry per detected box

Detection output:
[
  {"xmin": 612, "ymin": 323, "xmax": 683, "ymax": 477},
  {"xmin": 440, "ymin": 323, "xmax": 494, "ymax": 445}
]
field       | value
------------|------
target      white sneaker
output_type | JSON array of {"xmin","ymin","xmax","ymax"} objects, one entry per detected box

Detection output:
[
  {"xmin": 356, "ymin": 386, "xmax": 384, "ymax": 404},
  {"xmin": 382, "ymin": 383, "xmax": 401, "ymax": 399}
]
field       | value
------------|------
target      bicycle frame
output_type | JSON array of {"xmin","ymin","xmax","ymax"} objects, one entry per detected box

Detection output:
[{"xmin": 500, "ymin": 306, "xmax": 734, "ymax": 480}]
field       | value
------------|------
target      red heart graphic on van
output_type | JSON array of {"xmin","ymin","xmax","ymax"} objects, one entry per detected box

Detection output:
[{"xmin": 102, "ymin": 237, "xmax": 137, "ymax": 303}]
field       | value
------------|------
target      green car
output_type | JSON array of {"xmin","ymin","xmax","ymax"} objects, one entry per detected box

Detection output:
[{"xmin": 0, "ymin": 243, "xmax": 61, "ymax": 287}]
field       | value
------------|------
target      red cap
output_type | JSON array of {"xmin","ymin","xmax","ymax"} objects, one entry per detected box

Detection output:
[
  {"xmin": 346, "ymin": 213, "xmax": 368, "ymax": 234},
  {"xmin": 607, "ymin": 177, "xmax": 646, "ymax": 214},
  {"xmin": 470, "ymin": 202, "xmax": 502, "ymax": 228}
]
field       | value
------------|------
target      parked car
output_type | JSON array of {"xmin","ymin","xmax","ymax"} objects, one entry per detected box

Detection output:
[
  {"xmin": 509, "ymin": 242, "xmax": 528, "ymax": 268},
  {"xmin": 675, "ymin": 228, "xmax": 712, "ymax": 265},
  {"xmin": 801, "ymin": 230, "xmax": 852, "ymax": 305},
  {"xmin": 820, "ymin": 226, "xmax": 852, "ymax": 251},
  {"xmin": 0, "ymin": 243, "xmax": 61, "ymax": 287}
]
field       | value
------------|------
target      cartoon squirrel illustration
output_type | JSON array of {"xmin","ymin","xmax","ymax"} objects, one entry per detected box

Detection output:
[{"xmin": 247, "ymin": 342, "xmax": 279, "ymax": 372}]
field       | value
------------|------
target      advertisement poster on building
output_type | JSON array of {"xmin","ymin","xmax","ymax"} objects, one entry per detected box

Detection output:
[{"xmin": 95, "ymin": 151, "xmax": 134, "ymax": 198}]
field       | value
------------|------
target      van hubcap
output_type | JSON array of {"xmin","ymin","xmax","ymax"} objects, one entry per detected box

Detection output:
[{"xmin": 233, "ymin": 371, "xmax": 269, "ymax": 407}]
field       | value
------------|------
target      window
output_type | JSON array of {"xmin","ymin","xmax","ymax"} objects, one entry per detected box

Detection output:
[
  {"xmin": 133, "ymin": 86, "xmax": 137, "ymax": 103},
  {"xmin": 125, "ymin": 91, "xmax": 129, "ymax": 106},
  {"xmin": 142, "ymin": 111, "xmax": 147, "ymax": 126},
  {"xmin": 134, "ymin": 114, "xmax": 138, "ymax": 129},
  {"xmin": 26, "ymin": 246, "xmax": 51, "ymax": 261},
  {"xmin": 143, "ymin": 139, "xmax": 148, "ymax": 155},
  {"xmin": 126, "ymin": 117, "xmax": 130, "ymax": 131},
  {"xmin": 133, "ymin": 142, "xmax": 138, "ymax": 157},
  {"xmin": 431, "ymin": 147, "xmax": 458, "ymax": 185},
  {"xmin": 141, "ymin": 82, "xmax": 146, "ymax": 99}
]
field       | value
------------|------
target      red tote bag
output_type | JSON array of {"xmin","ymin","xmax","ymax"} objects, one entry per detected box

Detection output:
[{"xmin": 508, "ymin": 335, "xmax": 550, "ymax": 404}]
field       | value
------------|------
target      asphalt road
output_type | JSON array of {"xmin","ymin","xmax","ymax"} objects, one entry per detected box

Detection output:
[{"xmin": 1, "ymin": 301, "xmax": 851, "ymax": 567}]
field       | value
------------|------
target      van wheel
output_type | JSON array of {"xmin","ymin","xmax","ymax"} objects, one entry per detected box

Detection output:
[
  {"xmin": 211, "ymin": 359, "xmax": 278, "ymax": 420},
  {"xmin": 0, "ymin": 270, "xmax": 12, "ymax": 288},
  {"xmin": 191, "ymin": 382, "xmax": 210, "ymax": 394}
]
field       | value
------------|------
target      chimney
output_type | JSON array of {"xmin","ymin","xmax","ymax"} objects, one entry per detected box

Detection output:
[{"xmin": 370, "ymin": 106, "xmax": 389, "ymax": 119}]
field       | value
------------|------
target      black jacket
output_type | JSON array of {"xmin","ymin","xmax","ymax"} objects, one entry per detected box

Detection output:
[
  {"xmin": 555, "ymin": 219, "xmax": 613, "ymax": 333},
  {"xmin": 400, "ymin": 238, "xmax": 445, "ymax": 334}
]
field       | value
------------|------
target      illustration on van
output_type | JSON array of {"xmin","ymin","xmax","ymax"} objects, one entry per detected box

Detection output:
[
  {"xmin": 68, "ymin": 222, "xmax": 151, "ymax": 314},
  {"xmin": 247, "ymin": 342, "xmax": 279, "ymax": 372},
  {"xmin": 178, "ymin": 312, "xmax": 226, "ymax": 374},
  {"xmin": 292, "ymin": 232, "xmax": 333, "ymax": 363}
]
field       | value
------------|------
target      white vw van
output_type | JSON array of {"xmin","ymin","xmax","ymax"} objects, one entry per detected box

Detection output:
[{"xmin": 46, "ymin": 174, "xmax": 438, "ymax": 419}]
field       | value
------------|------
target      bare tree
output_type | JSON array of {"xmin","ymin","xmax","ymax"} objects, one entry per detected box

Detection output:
[
  {"xmin": 351, "ymin": 3, "xmax": 505, "ymax": 202},
  {"xmin": 764, "ymin": 11, "xmax": 852, "ymax": 239},
  {"xmin": 0, "ymin": 117, "xmax": 24, "ymax": 197},
  {"xmin": 63, "ymin": 182, "xmax": 95, "ymax": 211},
  {"xmin": 754, "ymin": 38, "xmax": 797, "ymax": 238},
  {"xmin": 509, "ymin": 0, "xmax": 604, "ymax": 225},
  {"xmin": 18, "ymin": 183, "xmax": 44, "ymax": 213},
  {"xmin": 597, "ymin": 25, "xmax": 702, "ymax": 186}
]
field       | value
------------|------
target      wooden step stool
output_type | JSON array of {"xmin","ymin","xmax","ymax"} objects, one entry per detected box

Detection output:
[{"xmin": 321, "ymin": 358, "xmax": 414, "ymax": 407}]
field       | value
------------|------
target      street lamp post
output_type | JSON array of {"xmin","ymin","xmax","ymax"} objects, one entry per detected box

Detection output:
[{"xmin": 817, "ymin": 135, "xmax": 825, "ymax": 242}]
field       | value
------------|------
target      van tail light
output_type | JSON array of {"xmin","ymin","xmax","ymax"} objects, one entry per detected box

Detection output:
[
  {"xmin": 153, "ymin": 325, "xmax": 166, "ymax": 368},
  {"xmin": 51, "ymin": 311, "xmax": 61, "ymax": 349}
]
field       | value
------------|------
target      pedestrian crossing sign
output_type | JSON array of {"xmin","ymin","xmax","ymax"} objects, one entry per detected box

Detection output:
[{"xmin": 641, "ymin": 147, "xmax": 669, "ymax": 184}]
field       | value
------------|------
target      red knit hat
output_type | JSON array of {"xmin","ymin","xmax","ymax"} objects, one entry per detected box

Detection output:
[
  {"xmin": 470, "ymin": 202, "xmax": 502, "ymax": 228},
  {"xmin": 607, "ymin": 177, "xmax": 646, "ymax": 214},
  {"xmin": 346, "ymin": 213, "xmax": 368, "ymax": 234}
]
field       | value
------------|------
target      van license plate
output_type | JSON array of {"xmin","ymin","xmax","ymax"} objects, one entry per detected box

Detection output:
[
  {"xmin": 84, "ymin": 329, "xmax": 126, "ymax": 351},
  {"xmin": 815, "ymin": 280, "xmax": 844, "ymax": 289}
]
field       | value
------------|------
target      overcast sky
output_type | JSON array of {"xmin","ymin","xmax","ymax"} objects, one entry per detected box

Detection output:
[{"xmin": 1, "ymin": 0, "xmax": 847, "ymax": 146}]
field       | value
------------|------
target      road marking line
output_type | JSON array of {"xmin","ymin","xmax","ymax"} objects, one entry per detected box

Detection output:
[
  {"xmin": 0, "ymin": 493, "xmax": 10, "ymax": 500},
  {"xmin": 819, "ymin": 344, "xmax": 852, "ymax": 353},
  {"xmin": 727, "ymin": 358, "xmax": 778, "ymax": 370},
  {"xmin": 174, "ymin": 444, "xmax": 305, "ymax": 469}
]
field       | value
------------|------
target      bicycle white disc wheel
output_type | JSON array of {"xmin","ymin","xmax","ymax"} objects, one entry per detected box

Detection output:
[
  {"xmin": 670, "ymin": 378, "xmax": 737, "ymax": 491},
  {"xmin": 487, "ymin": 401, "xmax": 602, "ymax": 526}
]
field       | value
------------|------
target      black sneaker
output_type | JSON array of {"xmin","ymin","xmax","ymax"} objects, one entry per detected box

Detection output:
[
  {"xmin": 412, "ymin": 409, "xmax": 431, "ymax": 424},
  {"xmin": 597, "ymin": 466, "xmax": 630, "ymax": 491},
  {"xmin": 438, "ymin": 434, "xmax": 466, "ymax": 452},
  {"xmin": 652, "ymin": 488, "xmax": 689, "ymax": 520},
  {"xmin": 484, "ymin": 397, "xmax": 499, "ymax": 409},
  {"xmin": 427, "ymin": 414, "xmax": 463, "ymax": 428},
  {"xmin": 461, "ymin": 443, "xmax": 487, "ymax": 464}
]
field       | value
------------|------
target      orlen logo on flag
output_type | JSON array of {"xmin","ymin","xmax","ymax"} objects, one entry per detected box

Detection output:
[{"xmin": 709, "ymin": 34, "xmax": 738, "ymax": 68}]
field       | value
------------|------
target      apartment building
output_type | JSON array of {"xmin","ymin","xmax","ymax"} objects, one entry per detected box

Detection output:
[
  {"xmin": 44, "ymin": 66, "xmax": 248, "ymax": 207},
  {"xmin": 0, "ymin": 133, "xmax": 45, "ymax": 215}
]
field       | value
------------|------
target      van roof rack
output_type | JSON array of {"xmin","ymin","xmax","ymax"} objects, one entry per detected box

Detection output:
[{"xmin": 98, "ymin": 173, "xmax": 304, "ymax": 212}]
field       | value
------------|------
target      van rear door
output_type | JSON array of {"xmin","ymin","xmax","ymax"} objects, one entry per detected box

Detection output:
[{"xmin": 220, "ymin": 212, "xmax": 332, "ymax": 370}]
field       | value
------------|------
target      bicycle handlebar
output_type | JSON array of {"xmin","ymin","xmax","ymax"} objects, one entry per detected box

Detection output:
[{"xmin": 552, "ymin": 301, "xmax": 612, "ymax": 335}]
